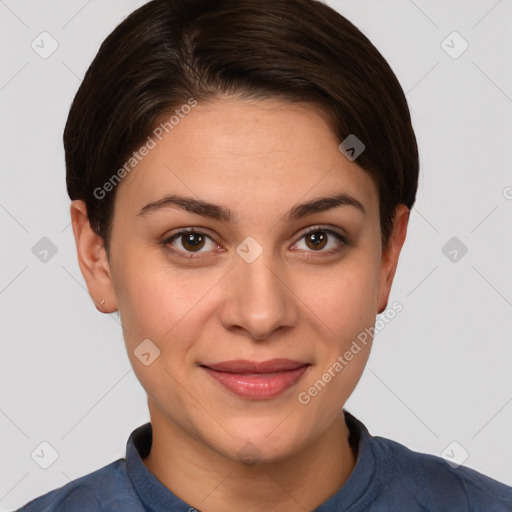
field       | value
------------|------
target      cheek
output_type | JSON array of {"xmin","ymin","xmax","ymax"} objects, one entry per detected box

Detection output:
[
  {"xmin": 303, "ymin": 257, "xmax": 379, "ymax": 334},
  {"xmin": 112, "ymin": 254, "xmax": 217, "ymax": 349},
  {"xmin": 115, "ymin": 266, "xmax": 200, "ymax": 395}
]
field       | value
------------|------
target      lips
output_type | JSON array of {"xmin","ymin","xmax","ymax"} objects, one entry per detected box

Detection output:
[
  {"xmin": 202, "ymin": 358, "xmax": 308, "ymax": 374},
  {"xmin": 200, "ymin": 359, "xmax": 310, "ymax": 400}
]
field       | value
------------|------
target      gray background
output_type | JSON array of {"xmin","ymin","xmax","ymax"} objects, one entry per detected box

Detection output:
[{"xmin": 1, "ymin": 0, "xmax": 511, "ymax": 510}]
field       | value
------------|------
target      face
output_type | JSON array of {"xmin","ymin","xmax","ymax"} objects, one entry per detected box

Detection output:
[{"xmin": 77, "ymin": 97, "xmax": 408, "ymax": 464}]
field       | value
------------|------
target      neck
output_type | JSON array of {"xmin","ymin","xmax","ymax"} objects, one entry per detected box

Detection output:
[{"xmin": 143, "ymin": 405, "xmax": 357, "ymax": 512}]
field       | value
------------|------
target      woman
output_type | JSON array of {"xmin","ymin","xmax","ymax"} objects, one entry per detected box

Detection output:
[{"xmin": 18, "ymin": 0, "xmax": 512, "ymax": 510}]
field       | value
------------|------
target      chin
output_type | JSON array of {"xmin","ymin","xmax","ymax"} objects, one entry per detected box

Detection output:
[{"xmin": 213, "ymin": 420, "xmax": 306, "ymax": 465}]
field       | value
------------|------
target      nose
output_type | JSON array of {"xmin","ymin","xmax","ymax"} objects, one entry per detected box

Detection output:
[{"xmin": 218, "ymin": 247, "xmax": 299, "ymax": 341}]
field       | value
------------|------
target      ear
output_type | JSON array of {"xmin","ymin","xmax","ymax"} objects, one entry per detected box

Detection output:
[
  {"xmin": 70, "ymin": 200, "xmax": 117, "ymax": 313},
  {"xmin": 376, "ymin": 204, "xmax": 410, "ymax": 314}
]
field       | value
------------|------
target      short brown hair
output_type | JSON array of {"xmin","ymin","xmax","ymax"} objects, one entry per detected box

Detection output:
[{"xmin": 64, "ymin": 0, "xmax": 419, "ymax": 256}]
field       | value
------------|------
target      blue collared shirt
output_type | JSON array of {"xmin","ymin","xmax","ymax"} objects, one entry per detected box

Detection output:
[{"xmin": 17, "ymin": 411, "xmax": 512, "ymax": 511}]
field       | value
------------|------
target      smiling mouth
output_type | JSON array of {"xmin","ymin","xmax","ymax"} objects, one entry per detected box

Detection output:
[{"xmin": 199, "ymin": 359, "xmax": 311, "ymax": 400}]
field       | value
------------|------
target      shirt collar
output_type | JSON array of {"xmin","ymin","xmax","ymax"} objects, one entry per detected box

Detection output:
[
  {"xmin": 126, "ymin": 422, "xmax": 193, "ymax": 511},
  {"xmin": 315, "ymin": 409, "xmax": 381, "ymax": 510},
  {"xmin": 126, "ymin": 409, "xmax": 380, "ymax": 511}
]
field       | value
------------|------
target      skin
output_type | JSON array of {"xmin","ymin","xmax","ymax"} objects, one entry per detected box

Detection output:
[{"xmin": 71, "ymin": 97, "xmax": 409, "ymax": 512}]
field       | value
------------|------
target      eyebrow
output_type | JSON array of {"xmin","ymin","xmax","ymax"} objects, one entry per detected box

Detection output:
[{"xmin": 137, "ymin": 192, "xmax": 366, "ymax": 223}]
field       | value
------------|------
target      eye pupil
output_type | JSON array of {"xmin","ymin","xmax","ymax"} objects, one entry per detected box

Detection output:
[
  {"xmin": 183, "ymin": 233, "xmax": 205, "ymax": 251},
  {"xmin": 306, "ymin": 231, "xmax": 327, "ymax": 250}
]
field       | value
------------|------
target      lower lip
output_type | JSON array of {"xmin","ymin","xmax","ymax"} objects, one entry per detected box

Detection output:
[{"xmin": 201, "ymin": 365, "xmax": 309, "ymax": 400}]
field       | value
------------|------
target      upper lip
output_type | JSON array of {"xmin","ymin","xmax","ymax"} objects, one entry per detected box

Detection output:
[{"xmin": 201, "ymin": 359, "xmax": 309, "ymax": 374}]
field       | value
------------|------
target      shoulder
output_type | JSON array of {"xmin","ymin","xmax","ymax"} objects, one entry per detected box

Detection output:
[
  {"xmin": 372, "ymin": 434, "xmax": 512, "ymax": 510},
  {"xmin": 16, "ymin": 459, "xmax": 141, "ymax": 512}
]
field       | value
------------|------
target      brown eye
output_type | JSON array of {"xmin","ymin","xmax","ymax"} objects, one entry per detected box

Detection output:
[
  {"xmin": 180, "ymin": 232, "xmax": 206, "ymax": 252},
  {"xmin": 304, "ymin": 231, "xmax": 328, "ymax": 251},
  {"xmin": 292, "ymin": 228, "xmax": 348, "ymax": 255},
  {"xmin": 162, "ymin": 229, "xmax": 217, "ymax": 259}
]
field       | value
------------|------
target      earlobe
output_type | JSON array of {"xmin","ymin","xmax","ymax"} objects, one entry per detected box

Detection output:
[
  {"xmin": 376, "ymin": 204, "xmax": 410, "ymax": 314},
  {"xmin": 70, "ymin": 200, "xmax": 117, "ymax": 313}
]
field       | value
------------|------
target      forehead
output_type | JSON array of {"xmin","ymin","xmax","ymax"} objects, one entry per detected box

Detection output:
[{"xmin": 115, "ymin": 98, "xmax": 378, "ymax": 219}]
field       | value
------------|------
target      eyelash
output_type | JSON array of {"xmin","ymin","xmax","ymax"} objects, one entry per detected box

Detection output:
[{"xmin": 160, "ymin": 226, "xmax": 349, "ymax": 260}]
